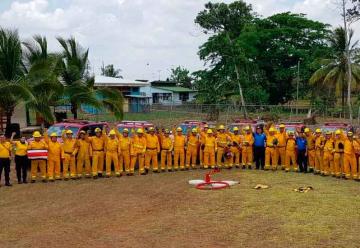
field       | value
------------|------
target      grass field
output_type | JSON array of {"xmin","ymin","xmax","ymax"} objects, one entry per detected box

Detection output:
[{"xmin": 1, "ymin": 168, "xmax": 359, "ymax": 248}]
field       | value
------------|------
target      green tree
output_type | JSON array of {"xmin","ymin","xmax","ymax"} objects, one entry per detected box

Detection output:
[
  {"xmin": 101, "ymin": 64, "xmax": 123, "ymax": 78},
  {"xmin": 169, "ymin": 66, "xmax": 192, "ymax": 88}
]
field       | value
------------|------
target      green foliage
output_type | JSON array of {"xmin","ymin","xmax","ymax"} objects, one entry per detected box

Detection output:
[
  {"xmin": 169, "ymin": 66, "xmax": 192, "ymax": 88},
  {"xmin": 101, "ymin": 64, "xmax": 122, "ymax": 78}
]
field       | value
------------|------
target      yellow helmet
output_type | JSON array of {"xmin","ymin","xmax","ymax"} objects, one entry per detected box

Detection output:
[
  {"xmin": 315, "ymin": 128, "xmax": 322, "ymax": 133},
  {"xmin": 288, "ymin": 131, "xmax": 295, "ymax": 135},
  {"xmin": 269, "ymin": 127, "xmax": 276, "ymax": 132},
  {"xmin": 233, "ymin": 127, "xmax": 239, "ymax": 131},
  {"xmin": 95, "ymin": 128, "xmax": 101, "ymax": 133},
  {"xmin": 123, "ymin": 128, "xmax": 129, "ymax": 133},
  {"xmin": 50, "ymin": 132, "xmax": 57, "ymax": 137},
  {"xmin": 164, "ymin": 129, "xmax": 170, "ymax": 134},
  {"xmin": 335, "ymin": 129, "xmax": 342, "ymax": 135},
  {"xmin": 244, "ymin": 126, "xmax": 250, "ymax": 131},
  {"xmin": 279, "ymin": 124, "xmax": 285, "ymax": 128},
  {"xmin": 66, "ymin": 130, "xmax": 73, "ymax": 134},
  {"xmin": 203, "ymin": 124, "xmax": 209, "ymax": 128},
  {"xmin": 137, "ymin": 128, "xmax": 144, "ymax": 134},
  {"xmin": 207, "ymin": 129, "xmax": 213, "ymax": 134},
  {"xmin": 304, "ymin": 128, "xmax": 310, "ymax": 133},
  {"xmin": 218, "ymin": 125, "xmax": 225, "ymax": 130},
  {"xmin": 191, "ymin": 128, "xmax": 197, "ymax": 133},
  {"xmin": 325, "ymin": 131, "xmax": 332, "ymax": 135},
  {"xmin": 148, "ymin": 127, "xmax": 155, "ymax": 132},
  {"xmin": 33, "ymin": 131, "xmax": 41, "ymax": 138},
  {"xmin": 347, "ymin": 131, "xmax": 354, "ymax": 137},
  {"xmin": 109, "ymin": 130, "xmax": 116, "ymax": 135},
  {"xmin": 176, "ymin": 127, "xmax": 182, "ymax": 132},
  {"xmin": 80, "ymin": 130, "xmax": 86, "ymax": 134}
]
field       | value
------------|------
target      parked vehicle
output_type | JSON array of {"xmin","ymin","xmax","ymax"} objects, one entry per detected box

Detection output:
[
  {"xmin": 320, "ymin": 122, "xmax": 350, "ymax": 133},
  {"xmin": 276, "ymin": 122, "xmax": 305, "ymax": 133},
  {"xmin": 228, "ymin": 119, "xmax": 258, "ymax": 132},
  {"xmin": 178, "ymin": 120, "xmax": 210, "ymax": 135},
  {"xmin": 116, "ymin": 120, "xmax": 154, "ymax": 136}
]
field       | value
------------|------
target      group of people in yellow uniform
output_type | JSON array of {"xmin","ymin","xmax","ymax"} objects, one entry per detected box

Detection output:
[{"xmin": 0, "ymin": 123, "xmax": 359, "ymax": 186}]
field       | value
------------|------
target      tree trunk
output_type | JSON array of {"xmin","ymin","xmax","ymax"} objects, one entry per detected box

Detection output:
[
  {"xmin": 5, "ymin": 111, "xmax": 12, "ymax": 126},
  {"xmin": 234, "ymin": 64, "xmax": 248, "ymax": 119},
  {"xmin": 71, "ymin": 102, "xmax": 78, "ymax": 119}
]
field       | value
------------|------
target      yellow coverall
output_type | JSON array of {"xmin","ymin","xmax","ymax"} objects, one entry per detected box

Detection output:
[
  {"xmin": 76, "ymin": 139, "xmax": 92, "ymax": 177},
  {"xmin": 145, "ymin": 134, "xmax": 160, "ymax": 172},
  {"xmin": 314, "ymin": 136, "xmax": 324, "ymax": 174},
  {"xmin": 216, "ymin": 132, "xmax": 231, "ymax": 168},
  {"xmin": 105, "ymin": 137, "xmax": 121, "ymax": 176},
  {"xmin": 186, "ymin": 134, "xmax": 199, "ymax": 169},
  {"xmin": 322, "ymin": 139, "xmax": 334, "ymax": 176},
  {"xmin": 285, "ymin": 138, "xmax": 297, "ymax": 172},
  {"xmin": 61, "ymin": 134, "xmax": 78, "ymax": 179},
  {"xmin": 44, "ymin": 135, "xmax": 62, "ymax": 181},
  {"xmin": 203, "ymin": 135, "xmax": 217, "ymax": 169},
  {"xmin": 161, "ymin": 135, "xmax": 173, "ymax": 171},
  {"xmin": 88, "ymin": 133, "xmax": 106, "ymax": 175},
  {"xmin": 242, "ymin": 133, "xmax": 254, "ymax": 168},
  {"xmin": 306, "ymin": 133, "xmax": 316, "ymax": 171},
  {"xmin": 276, "ymin": 131, "xmax": 287, "ymax": 169},
  {"xmin": 174, "ymin": 134, "xmax": 185, "ymax": 170},
  {"xmin": 130, "ymin": 135, "xmax": 147, "ymax": 174},
  {"xmin": 29, "ymin": 140, "xmax": 48, "ymax": 181},
  {"xmin": 119, "ymin": 135, "xmax": 131, "ymax": 174},
  {"xmin": 333, "ymin": 138, "xmax": 344, "ymax": 177},
  {"xmin": 343, "ymin": 139, "xmax": 359, "ymax": 179},
  {"xmin": 230, "ymin": 133, "xmax": 242, "ymax": 167},
  {"xmin": 265, "ymin": 135, "xmax": 278, "ymax": 170}
]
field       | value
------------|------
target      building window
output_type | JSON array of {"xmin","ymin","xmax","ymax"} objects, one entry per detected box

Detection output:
[
  {"xmin": 179, "ymin": 93, "xmax": 189, "ymax": 102},
  {"xmin": 152, "ymin": 93, "xmax": 172, "ymax": 103}
]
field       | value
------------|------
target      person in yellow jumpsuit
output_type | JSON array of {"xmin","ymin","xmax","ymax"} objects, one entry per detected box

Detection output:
[
  {"xmin": 161, "ymin": 129, "xmax": 173, "ymax": 171},
  {"xmin": 322, "ymin": 131, "xmax": 334, "ymax": 176},
  {"xmin": 343, "ymin": 132, "xmax": 359, "ymax": 180},
  {"xmin": 0, "ymin": 133, "xmax": 12, "ymax": 186},
  {"xmin": 216, "ymin": 125, "xmax": 231, "ymax": 168},
  {"xmin": 29, "ymin": 131, "xmax": 48, "ymax": 183},
  {"xmin": 276, "ymin": 124, "xmax": 287, "ymax": 170},
  {"xmin": 61, "ymin": 130, "xmax": 78, "ymax": 179},
  {"xmin": 304, "ymin": 128, "xmax": 316, "ymax": 173},
  {"xmin": 242, "ymin": 126, "xmax": 254, "ymax": 169},
  {"xmin": 10, "ymin": 132, "xmax": 29, "ymax": 184},
  {"xmin": 186, "ymin": 128, "xmax": 199, "ymax": 169},
  {"xmin": 145, "ymin": 127, "xmax": 160, "ymax": 173},
  {"xmin": 44, "ymin": 131, "xmax": 62, "ymax": 182},
  {"xmin": 230, "ymin": 127, "xmax": 242, "ymax": 168},
  {"xmin": 285, "ymin": 131, "xmax": 297, "ymax": 172},
  {"xmin": 130, "ymin": 128, "xmax": 147, "ymax": 175},
  {"xmin": 265, "ymin": 127, "xmax": 278, "ymax": 170},
  {"xmin": 203, "ymin": 129, "xmax": 217, "ymax": 169},
  {"xmin": 199, "ymin": 124, "xmax": 209, "ymax": 167},
  {"xmin": 76, "ymin": 131, "xmax": 92, "ymax": 178},
  {"xmin": 333, "ymin": 129, "xmax": 345, "ymax": 178},
  {"xmin": 174, "ymin": 127, "xmax": 186, "ymax": 170},
  {"xmin": 105, "ymin": 130, "xmax": 121, "ymax": 177},
  {"xmin": 88, "ymin": 128, "xmax": 106, "ymax": 177},
  {"xmin": 314, "ymin": 129, "xmax": 324, "ymax": 174},
  {"xmin": 117, "ymin": 128, "xmax": 132, "ymax": 176}
]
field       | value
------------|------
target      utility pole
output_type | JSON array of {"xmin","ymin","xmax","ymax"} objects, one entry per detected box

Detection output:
[{"xmin": 296, "ymin": 60, "xmax": 300, "ymax": 115}]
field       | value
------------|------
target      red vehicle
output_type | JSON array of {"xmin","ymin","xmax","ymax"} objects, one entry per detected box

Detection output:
[
  {"xmin": 47, "ymin": 120, "xmax": 110, "ymax": 140},
  {"xmin": 178, "ymin": 120, "xmax": 210, "ymax": 135},
  {"xmin": 229, "ymin": 119, "xmax": 257, "ymax": 133},
  {"xmin": 275, "ymin": 122, "xmax": 305, "ymax": 133},
  {"xmin": 320, "ymin": 122, "xmax": 350, "ymax": 133},
  {"xmin": 116, "ymin": 121, "xmax": 154, "ymax": 136}
]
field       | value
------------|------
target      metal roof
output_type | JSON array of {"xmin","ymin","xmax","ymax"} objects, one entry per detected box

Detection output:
[
  {"xmin": 94, "ymin": 75, "xmax": 150, "ymax": 87},
  {"xmin": 152, "ymin": 86, "xmax": 197, "ymax": 93}
]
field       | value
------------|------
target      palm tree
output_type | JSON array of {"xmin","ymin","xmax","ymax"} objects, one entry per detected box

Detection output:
[
  {"xmin": 0, "ymin": 28, "xmax": 32, "ymax": 125},
  {"xmin": 310, "ymin": 27, "xmax": 360, "ymax": 111}
]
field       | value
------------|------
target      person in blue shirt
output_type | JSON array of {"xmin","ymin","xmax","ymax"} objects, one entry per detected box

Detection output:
[
  {"xmin": 296, "ymin": 132, "xmax": 308, "ymax": 173},
  {"xmin": 253, "ymin": 126, "xmax": 266, "ymax": 170}
]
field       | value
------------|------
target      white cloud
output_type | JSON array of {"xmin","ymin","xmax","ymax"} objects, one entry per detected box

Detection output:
[{"xmin": 0, "ymin": 0, "xmax": 358, "ymax": 80}]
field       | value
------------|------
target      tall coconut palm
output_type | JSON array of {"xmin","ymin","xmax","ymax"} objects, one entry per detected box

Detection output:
[
  {"xmin": 310, "ymin": 27, "xmax": 360, "ymax": 111},
  {"xmin": 0, "ymin": 28, "xmax": 32, "ymax": 125}
]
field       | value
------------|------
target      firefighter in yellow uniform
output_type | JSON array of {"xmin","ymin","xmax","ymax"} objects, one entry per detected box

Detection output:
[
  {"xmin": 314, "ymin": 129, "xmax": 324, "ymax": 174},
  {"xmin": 203, "ymin": 129, "xmax": 217, "ymax": 169},
  {"xmin": 76, "ymin": 131, "xmax": 92, "ymax": 178},
  {"xmin": 145, "ymin": 127, "xmax": 160, "ymax": 172},
  {"xmin": 44, "ymin": 131, "xmax": 62, "ymax": 181},
  {"xmin": 285, "ymin": 131, "xmax": 297, "ymax": 172},
  {"xmin": 105, "ymin": 130, "xmax": 121, "ymax": 177},
  {"xmin": 199, "ymin": 125, "xmax": 209, "ymax": 167},
  {"xmin": 174, "ymin": 127, "xmax": 186, "ymax": 170},
  {"xmin": 186, "ymin": 128, "xmax": 199, "ymax": 169},
  {"xmin": 29, "ymin": 131, "xmax": 48, "ymax": 182},
  {"xmin": 130, "ymin": 128, "xmax": 147, "ymax": 175},
  {"xmin": 61, "ymin": 130, "xmax": 78, "ymax": 179},
  {"xmin": 265, "ymin": 127, "xmax": 278, "ymax": 170},
  {"xmin": 88, "ymin": 128, "xmax": 106, "ymax": 177},
  {"xmin": 216, "ymin": 125, "xmax": 231, "ymax": 168},
  {"xmin": 276, "ymin": 124, "xmax": 287, "ymax": 170},
  {"xmin": 230, "ymin": 127, "xmax": 242, "ymax": 168},
  {"xmin": 343, "ymin": 132, "xmax": 359, "ymax": 179},
  {"xmin": 0, "ymin": 134, "xmax": 12, "ymax": 186},
  {"xmin": 304, "ymin": 128, "xmax": 316, "ymax": 172},
  {"xmin": 242, "ymin": 126, "xmax": 254, "ymax": 169},
  {"xmin": 322, "ymin": 131, "xmax": 334, "ymax": 176},
  {"xmin": 161, "ymin": 129, "xmax": 173, "ymax": 171},
  {"xmin": 333, "ymin": 130, "xmax": 345, "ymax": 177},
  {"xmin": 118, "ymin": 129, "xmax": 132, "ymax": 175}
]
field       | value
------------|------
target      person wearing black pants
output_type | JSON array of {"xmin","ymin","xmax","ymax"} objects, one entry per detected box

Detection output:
[
  {"xmin": 0, "ymin": 133, "xmax": 12, "ymax": 186},
  {"xmin": 296, "ymin": 132, "xmax": 308, "ymax": 173},
  {"xmin": 253, "ymin": 126, "xmax": 266, "ymax": 170},
  {"xmin": 15, "ymin": 155, "xmax": 28, "ymax": 183}
]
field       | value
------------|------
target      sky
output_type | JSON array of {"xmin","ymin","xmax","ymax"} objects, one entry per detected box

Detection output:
[{"xmin": 0, "ymin": 0, "xmax": 358, "ymax": 80}]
